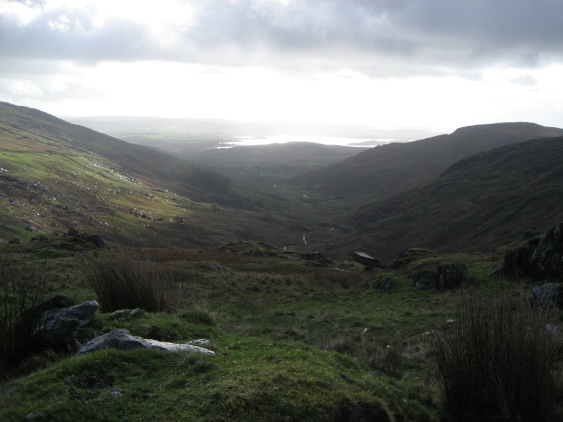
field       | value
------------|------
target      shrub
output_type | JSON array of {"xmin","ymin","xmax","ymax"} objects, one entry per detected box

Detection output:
[
  {"xmin": 82, "ymin": 249, "xmax": 180, "ymax": 312},
  {"xmin": 0, "ymin": 256, "xmax": 48, "ymax": 371},
  {"xmin": 433, "ymin": 291, "xmax": 563, "ymax": 421},
  {"xmin": 359, "ymin": 336, "xmax": 405, "ymax": 378}
]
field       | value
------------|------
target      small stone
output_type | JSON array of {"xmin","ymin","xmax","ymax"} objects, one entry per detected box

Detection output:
[
  {"xmin": 186, "ymin": 339, "xmax": 210, "ymax": 346},
  {"xmin": 130, "ymin": 308, "xmax": 144, "ymax": 318},
  {"xmin": 108, "ymin": 310, "xmax": 128, "ymax": 320}
]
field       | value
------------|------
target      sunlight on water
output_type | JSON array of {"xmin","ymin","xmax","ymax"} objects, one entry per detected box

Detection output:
[{"xmin": 219, "ymin": 135, "xmax": 403, "ymax": 148}]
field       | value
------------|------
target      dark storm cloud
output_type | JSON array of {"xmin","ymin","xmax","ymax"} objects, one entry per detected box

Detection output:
[{"xmin": 2, "ymin": 0, "xmax": 563, "ymax": 73}]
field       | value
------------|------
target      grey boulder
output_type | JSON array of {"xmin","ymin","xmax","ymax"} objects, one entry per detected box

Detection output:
[
  {"xmin": 32, "ymin": 300, "xmax": 99, "ymax": 349},
  {"xmin": 75, "ymin": 329, "xmax": 215, "ymax": 356}
]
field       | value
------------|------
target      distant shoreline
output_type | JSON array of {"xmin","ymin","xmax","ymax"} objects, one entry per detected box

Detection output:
[{"xmin": 218, "ymin": 135, "xmax": 412, "ymax": 148}]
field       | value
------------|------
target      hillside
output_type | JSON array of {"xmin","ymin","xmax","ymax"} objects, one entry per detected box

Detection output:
[
  {"xmin": 331, "ymin": 136, "xmax": 563, "ymax": 261},
  {"xmin": 190, "ymin": 142, "xmax": 362, "ymax": 181},
  {"xmin": 0, "ymin": 102, "xmax": 308, "ymax": 248},
  {"xmin": 4, "ymin": 101, "xmax": 563, "ymax": 262},
  {"xmin": 295, "ymin": 122, "xmax": 563, "ymax": 204},
  {"xmin": 0, "ymin": 101, "xmax": 287, "ymax": 211},
  {"xmin": 2, "ymin": 105, "xmax": 563, "ymax": 421}
]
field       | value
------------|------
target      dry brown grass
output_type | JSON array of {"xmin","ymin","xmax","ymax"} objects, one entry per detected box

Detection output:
[
  {"xmin": 0, "ymin": 256, "xmax": 48, "ymax": 371},
  {"xmin": 433, "ymin": 290, "xmax": 563, "ymax": 421},
  {"xmin": 82, "ymin": 249, "xmax": 181, "ymax": 312}
]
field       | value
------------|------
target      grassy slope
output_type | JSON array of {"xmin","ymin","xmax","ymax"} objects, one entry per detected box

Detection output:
[
  {"xmin": 2, "ymin": 343, "xmax": 411, "ymax": 422},
  {"xmin": 336, "ymin": 136, "xmax": 563, "ymax": 262},
  {"xmin": 1, "ymin": 106, "xmax": 562, "ymax": 420},
  {"xmin": 0, "ymin": 246, "xmax": 461, "ymax": 422},
  {"xmin": 3, "ymin": 242, "xmax": 530, "ymax": 421},
  {"xmin": 0, "ymin": 102, "xmax": 310, "ymax": 248},
  {"xmin": 296, "ymin": 122, "xmax": 563, "ymax": 204},
  {"xmin": 0, "ymin": 125, "xmax": 234, "ymax": 247},
  {"xmin": 0, "ymin": 101, "xmax": 289, "ymax": 212},
  {"xmin": 0, "ymin": 228, "xmax": 560, "ymax": 421}
]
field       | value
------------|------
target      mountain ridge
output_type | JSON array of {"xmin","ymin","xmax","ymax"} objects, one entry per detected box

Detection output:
[
  {"xmin": 331, "ymin": 136, "xmax": 563, "ymax": 261},
  {"xmin": 295, "ymin": 122, "xmax": 563, "ymax": 204}
]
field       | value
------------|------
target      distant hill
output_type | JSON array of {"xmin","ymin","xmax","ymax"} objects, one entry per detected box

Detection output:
[
  {"xmin": 0, "ymin": 102, "xmax": 304, "ymax": 247},
  {"xmin": 331, "ymin": 136, "xmax": 563, "ymax": 262},
  {"xmin": 191, "ymin": 142, "xmax": 362, "ymax": 181},
  {"xmin": 296, "ymin": 123, "xmax": 563, "ymax": 204},
  {"xmin": 5, "ymin": 101, "xmax": 562, "ymax": 259},
  {"xmin": 67, "ymin": 115, "xmax": 437, "ymax": 154}
]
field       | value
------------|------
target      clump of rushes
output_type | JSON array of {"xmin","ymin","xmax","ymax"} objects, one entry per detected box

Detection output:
[
  {"xmin": 0, "ymin": 256, "xmax": 48, "ymax": 371},
  {"xmin": 82, "ymin": 249, "xmax": 180, "ymax": 312},
  {"xmin": 433, "ymin": 290, "xmax": 563, "ymax": 421}
]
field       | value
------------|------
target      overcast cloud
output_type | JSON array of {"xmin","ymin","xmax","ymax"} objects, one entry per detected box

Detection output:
[
  {"xmin": 1, "ymin": 0, "xmax": 563, "ymax": 129},
  {"xmin": 3, "ymin": 0, "xmax": 563, "ymax": 68}
]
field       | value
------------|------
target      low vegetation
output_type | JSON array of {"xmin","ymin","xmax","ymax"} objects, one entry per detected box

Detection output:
[
  {"xmin": 433, "ymin": 290, "xmax": 563, "ymax": 421},
  {"xmin": 1, "ymin": 244, "xmax": 561, "ymax": 421},
  {"xmin": 0, "ymin": 255, "xmax": 48, "ymax": 371},
  {"xmin": 82, "ymin": 249, "xmax": 181, "ymax": 312},
  {"xmin": 2, "ymin": 103, "xmax": 563, "ymax": 420}
]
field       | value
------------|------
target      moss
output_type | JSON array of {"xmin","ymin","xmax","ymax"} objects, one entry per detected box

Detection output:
[{"xmin": 0, "ymin": 337, "xmax": 435, "ymax": 422}]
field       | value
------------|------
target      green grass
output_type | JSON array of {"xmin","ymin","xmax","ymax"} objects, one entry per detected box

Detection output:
[
  {"xmin": 0, "ymin": 245, "xmax": 561, "ymax": 421},
  {"xmin": 1, "ymin": 335, "xmax": 437, "ymax": 422}
]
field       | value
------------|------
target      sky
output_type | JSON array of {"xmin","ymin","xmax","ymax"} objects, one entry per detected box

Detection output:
[{"xmin": 1, "ymin": 0, "xmax": 563, "ymax": 132}]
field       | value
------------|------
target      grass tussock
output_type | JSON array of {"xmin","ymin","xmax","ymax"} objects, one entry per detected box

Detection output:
[
  {"xmin": 82, "ymin": 249, "xmax": 181, "ymax": 313},
  {"xmin": 311, "ymin": 269, "xmax": 365, "ymax": 289},
  {"xmin": 0, "ymin": 256, "xmax": 48, "ymax": 372},
  {"xmin": 433, "ymin": 290, "xmax": 563, "ymax": 421}
]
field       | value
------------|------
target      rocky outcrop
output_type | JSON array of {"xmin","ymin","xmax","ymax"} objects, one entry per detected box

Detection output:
[
  {"xmin": 376, "ymin": 276, "xmax": 396, "ymax": 293},
  {"xmin": 358, "ymin": 275, "xmax": 397, "ymax": 292},
  {"xmin": 390, "ymin": 248, "xmax": 434, "ymax": 269},
  {"xmin": 410, "ymin": 264, "xmax": 473, "ymax": 290},
  {"xmin": 410, "ymin": 270, "xmax": 436, "ymax": 288},
  {"xmin": 300, "ymin": 252, "xmax": 333, "ymax": 267},
  {"xmin": 32, "ymin": 300, "xmax": 99, "ymax": 349},
  {"xmin": 530, "ymin": 283, "xmax": 563, "ymax": 309},
  {"xmin": 21, "ymin": 295, "xmax": 75, "ymax": 323},
  {"xmin": 75, "ymin": 329, "xmax": 215, "ymax": 356},
  {"xmin": 299, "ymin": 252, "xmax": 325, "ymax": 261},
  {"xmin": 436, "ymin": 264, "xmax": 471, "ymax": 290},
  {"xmin": 498, "ymin": 223, "xmax": 563, "ymax": 280},
  {"xmin": 352, "ymin": 251, "xmax": 381, "ymax": 267}
]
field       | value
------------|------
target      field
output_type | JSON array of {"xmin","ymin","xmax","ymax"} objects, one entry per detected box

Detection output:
[{"xmin": 1, "ymin": 241, "xmax": 561, "ymax": 421}]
